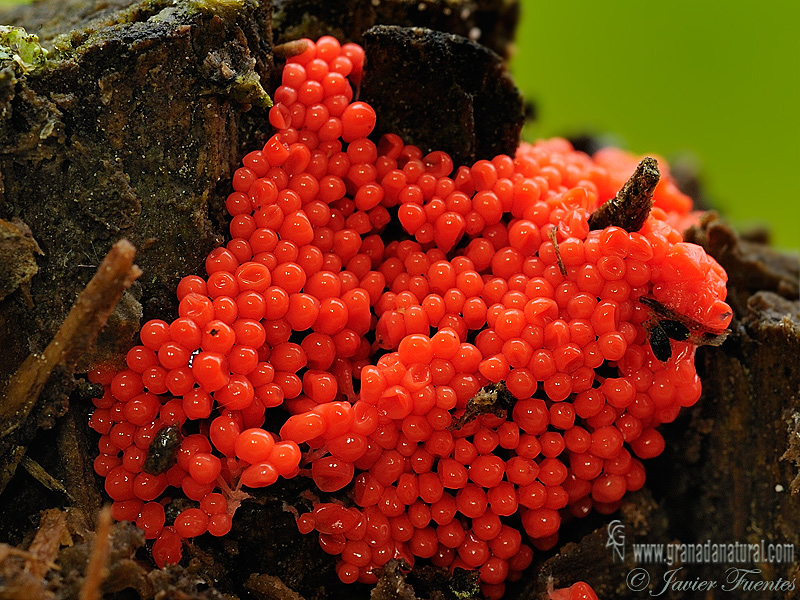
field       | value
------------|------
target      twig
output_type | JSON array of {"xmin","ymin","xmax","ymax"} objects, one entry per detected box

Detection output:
[
  {"xmin": 246, "ymin": 573, "xmax": 308, "ymax": 600},
  {"xmin": 548, "ymin": 226, "xmax": 567, "ymax": 276},
  {"xmin": 0, "ymin": 544, "xmax": 59, "ymax": 571},
  {"xmin": 0, "ymin": 239, "xmax": 141, "ymax": 436},
  {"xmin": 79, "ymin": 506, "xmax": 112, "ymax": 600},
  {"xmin": 20, "ymin": 455, "xmax": 74, "ymax": 501},
  {"xmin": 588, "ymin": 157, "xmax": 660, "ymax": 232}
]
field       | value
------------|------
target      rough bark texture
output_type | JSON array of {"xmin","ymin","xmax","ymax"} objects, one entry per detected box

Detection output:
[
  {"xmin": 0, "ymin": 0, "xmax": 799, "ymax": 599},
  {"xmin": 0, "ymin": 217, "xmax": 42, "ymax": 301},
  {"xmin": 361, "ymin": 25, "xmax": 523, "ymax": 166},
  {"xmin": 587, "ymin": 157, "xmax": 659, "ymax": 233},
  {"xmin": 660, "ymin": 218, "xmax": 800, "ymax": 596},
  {"xmin": 0, "ymin": 240, "xmax": 141, "ymax": 494},
  {"xmin": 270, "ymin": 0, "xmax": 519, "ymax": 59},
  {"xmin": 0, "ymin": 0, "xmax": 275, "ymax": 383}
]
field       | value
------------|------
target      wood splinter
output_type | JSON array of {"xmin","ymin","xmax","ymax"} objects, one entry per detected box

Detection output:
[
  {"xmin": 450, "ymin": 382, "xmax": 515, "ymax": 430},
  {"xmin": 0, "ymin": 239, "xmax": 141, "ymax": 495},
  {"xmin": 548, "ymin": 226, "xmax": 567, "ymax": 276},
  {"xmin": 0, "ymin": 239, "xmax": 141, "ymax": 436},
  {"xmin": 588, "ymin": 156, "xmax": 660, "ymax": 232},
  {"xmin": 20, "ymin": 455, "xmax": 75, "ymax": 501},
  {"xmin": 79, "ymin": 506, "xmax": 113, "ymax": 600}
]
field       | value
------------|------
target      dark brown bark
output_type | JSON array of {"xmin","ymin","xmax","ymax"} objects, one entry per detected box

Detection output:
[
  {"xmin": 0, "ymin": 0, "xmax": 274, "ymax": 376},
  {"xmin": 587, "ymin": 157, "xmax": 659, "ymax": 233},
  {"xmin": 361, "ymin": 25, "xmax": 523, "ymax": 167},
  {"xmin": 270, "ymin": 0, "xmax": 519, "ymax": 59},
  {"xmin": 0, "ymin": 240, "xmax": 140, "ymax": 495}
]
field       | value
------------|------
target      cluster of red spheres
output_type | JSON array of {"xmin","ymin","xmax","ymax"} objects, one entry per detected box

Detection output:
[
  {"xmin": 88, "ymin": 35, "xmax": 731, "ymax": 599},
  {"xmin": 549, "ymin": 582, "xmax": 600, "ymax": 600}
]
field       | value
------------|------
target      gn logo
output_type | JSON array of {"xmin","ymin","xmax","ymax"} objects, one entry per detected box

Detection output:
[{"xmin": 607, "ymin": 519, "xmax": 626, "ymax": 562}]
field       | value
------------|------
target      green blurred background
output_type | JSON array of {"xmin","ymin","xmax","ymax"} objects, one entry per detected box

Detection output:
[
  {"xmin": 1, "ymin": 0, "xmax": 797, "ymax": 249},
  {"xmin": 512, "ymin": 0, "xmax": 800, "ymax": 251}
]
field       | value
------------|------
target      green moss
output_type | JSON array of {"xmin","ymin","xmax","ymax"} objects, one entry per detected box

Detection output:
[
  {"xmin": 45, "ymin": 0, "xmax": 271, "ymax": 108},
  {"xmin": 188, "ymin": 0, "xmax": 245, "ymax": 18},
  {"xmin": 231, "ymin": 72, "xmax": 272, "ymax": 108},
  {"xmin": 0, "ymin": 25, "xmax": 47, "ymax": 72},
  {"xmin": 449, "ymin": 568, "xmax": 481, "ymax": 599},
  {"xmin": 189, "ymin": 0, "xmax": 244, "ymax": 9}
]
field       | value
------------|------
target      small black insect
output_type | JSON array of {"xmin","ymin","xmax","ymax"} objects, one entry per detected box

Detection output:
[
  {"xmin": 143, "ymin": 424, "xmax": 182, "ymax": 475},
  {"xmin": 639, "ymin": 297, "xmax": 729, "ymax": 363},
  {"xmin": 648, "ymin": 324, "xmax": 672, "ymax": 362},
  {"xmin": 659, "ymin": 319, "xmax": 690, "ymax": 341}
]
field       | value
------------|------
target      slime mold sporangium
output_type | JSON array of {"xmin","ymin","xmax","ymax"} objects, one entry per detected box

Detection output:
[{"xmin": 88, "ymin": 35, "xmax": 731, "ymax": 600}]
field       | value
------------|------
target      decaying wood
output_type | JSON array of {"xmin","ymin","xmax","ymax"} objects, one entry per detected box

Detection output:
[
  {"xmin": 361, "ymin": 25, "xmax": 524, "ymax": 166},
  {"xmin": 0, "ymin": 0, "xmax": 274, "ymax": 383},
  {"xmin": 25, "ymin": 509, "xmax": 66, "ymax": 580},
  {"xmin": 0, "ymin": 240, "xmax": 139, "ymax": 433},
  {"xmin": 0, "ymin": 217, "xmax": 42, "ymax": 302},
  {"xmin": 270, "ymin": 0, "xmax": 519, "ymax": 59},
  {"xmin": 588, "ymin": 157, "xmax": 659, "ymax": 232},
  {"xmin": 0, "ymin": 240, "xmax": 140, "ymax": 493},
  {"xmin": 79, "ymin": 506, "xmax": 112, "ymax": 600},
  {"xmin": 0, "ymin": 508, "xmax": 64, "ymax": 599},
  {"xmin": 56, "ymin": 407, "xmax": 105, "ymax": 527},
  {"xmin": 658, "ymin": 218, "xmax": 800, "ymax": 598},
  {"xmin": 246, "ymin": 573, "xmax": 308, "ymax": 600}
]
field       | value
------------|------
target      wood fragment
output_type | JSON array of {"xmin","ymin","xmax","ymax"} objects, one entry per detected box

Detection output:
[
  {"xmin": 246, "ymin": 573, "xmax": 308, "ymax": 600},
  {"xmin": 273, "ymin": 39, "xmax": 309, "ymax": 59},
  {"xmin": 639, "ymin": 297, "xmax": 730, "ymax": 344},
  {"xmin": 56, "ymin": 409, "xmax": 103, "ymax": 524},
  {"xmin": 548, "ymin": 226, "xmax": 567, "ymax": 276},
  {"xmin": 450, "ymin": 382, "xmax": 515, "ymax": 430},
  {"xmin": 588, "ymin": 157, "xmax": 660, "ymax": 232},
  {"xmin": 20, "ymin": 455, "xmax": 74, "ymax": 501},
  {"xmin": 0, "ymin": 543, "xmax": 58, "ymax": 570},
  {"xmin": 639, "ymin": 296, "xmax": 729, "ymax": 362},
  {"xmin": 79, "ymin": 506, "xmax": 112, "ymax": 600},
  {"xmin": 143, "ymin": 423, "xmax": 182, "ymax": 475},
  {"xmin": 0, "ymin": 217, "xmax": 42, "ymax": 302},
  {"xmin": 25, "ymin": 509, "xmax": 66, "ymax": 579},
  {"xmin": 0, "ymin": 239, "xmax": 141, "ymax": 436},
  {"xmin": 361, "ymin": 26, "xmax": 524, "ymax": 166},
  {"xmin": 371, "ymin": 559, "xmax": 417, "ymax": 600}
]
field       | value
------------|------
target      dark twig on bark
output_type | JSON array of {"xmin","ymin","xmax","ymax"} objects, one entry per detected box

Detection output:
[
  {"xmin": 0, "ymin": 240, "xmax": 141, "ymax": 494},
  {"xmin": 20, "ymin": 455, "xmax": 74, "ymax": 501},
  {"xmin": 0, "ymin": 240, "xmax": 141, "ymax": 436},
  {"xmin": 588, "ymin": 157, "xmax": 660, "ymax": 232}
]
